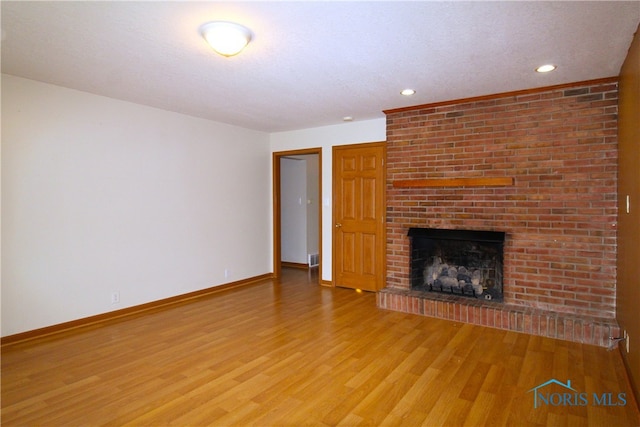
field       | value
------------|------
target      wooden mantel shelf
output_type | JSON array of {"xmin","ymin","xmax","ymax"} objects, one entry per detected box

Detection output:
[{"xmin": 392, "ymin": 177, "xmax": 514, "ymax": 188}]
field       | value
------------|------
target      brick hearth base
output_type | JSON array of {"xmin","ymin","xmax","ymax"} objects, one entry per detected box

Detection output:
[{"xmin": 377, "ymin": 288, "xmax": 620, "ymax": 348}]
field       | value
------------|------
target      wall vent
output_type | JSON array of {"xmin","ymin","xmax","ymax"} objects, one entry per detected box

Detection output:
[{"xmin": 308, "ymin": 253, "xmax": 319, "ymax": 267}]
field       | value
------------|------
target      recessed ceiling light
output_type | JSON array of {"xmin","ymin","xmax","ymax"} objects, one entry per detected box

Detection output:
[
  {"xmin": 343, "ymin": 116, "xmax": 354, "ymax": 122},
  {"xmin": 535, "ymin": 64, "xmax": 557, "ymax": 73},
  {"xmin": 400, "ymin": 89, "xmax": 416, "ymax": 96}
]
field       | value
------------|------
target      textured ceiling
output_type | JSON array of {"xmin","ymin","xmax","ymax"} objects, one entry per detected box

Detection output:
[{"xmin": 2, "ymin": 1, "xmax": 639, "ymax": 132}]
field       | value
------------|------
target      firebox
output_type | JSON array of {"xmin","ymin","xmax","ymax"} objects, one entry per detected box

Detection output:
[{"xmin": 408, "ymin": 228, "xmax": 505, "ymax": 302}]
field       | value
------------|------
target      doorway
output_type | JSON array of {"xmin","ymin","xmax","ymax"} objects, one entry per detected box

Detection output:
[{"xmin": 273, "ymin": 148, "xmax": 322, "ymax": 284}]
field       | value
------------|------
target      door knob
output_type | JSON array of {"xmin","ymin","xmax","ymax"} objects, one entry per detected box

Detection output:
[{"xmin": 335, "ymin": 223, "xmax": 342, "ymax": 228}]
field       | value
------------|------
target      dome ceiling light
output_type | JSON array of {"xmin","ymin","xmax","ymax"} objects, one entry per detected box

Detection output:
[{"xmin": 200, "ymin": 21, "xmax": 252, "ymax": 57}]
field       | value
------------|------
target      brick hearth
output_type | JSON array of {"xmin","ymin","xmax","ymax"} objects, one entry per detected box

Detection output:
[
  {"xmin": 380, "ymin": 78, "xmax": 620, "ymax": 347},
  {"xmin": 376, "ymin": 289, "xmax": 619, "ymax": 347}
]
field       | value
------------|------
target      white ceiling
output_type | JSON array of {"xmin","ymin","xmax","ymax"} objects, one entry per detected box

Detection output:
[{"xmin": 2, "ymin": 1, "xmax": 639, "ymax": 133}]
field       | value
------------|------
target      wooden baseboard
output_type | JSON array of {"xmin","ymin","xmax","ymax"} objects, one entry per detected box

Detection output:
[
  {"xmin": 321, "ymin": 280, "xmax": 333, "ymax": 287},
  {"xmin": 1, "ymin": 273, "xmax": 274, "ymax": 346},
  {"xmin": 281, "ymin": 262, "xmax": 309, "ymax": 270}
]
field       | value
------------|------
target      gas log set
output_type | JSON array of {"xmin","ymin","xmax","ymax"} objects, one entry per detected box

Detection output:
[{"xmin": 409, "ymin": 228, "xmax": 505, "ymax": 302}]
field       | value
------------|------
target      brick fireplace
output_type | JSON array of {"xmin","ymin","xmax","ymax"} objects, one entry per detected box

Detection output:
[{"xmin": 377, "ymin": 78, "xmax": 620, "ymax": 347}]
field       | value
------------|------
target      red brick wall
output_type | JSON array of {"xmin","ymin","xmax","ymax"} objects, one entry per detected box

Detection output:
[{"xmin": 385, "ymin": 80, "xmax": 618, "ymax": 319}]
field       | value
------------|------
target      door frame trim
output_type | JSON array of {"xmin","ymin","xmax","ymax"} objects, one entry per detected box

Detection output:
[
  {"xmin": 272, "ymin": 148, "xmax": 322, "ymax": 284},
  {"xmin": 332, "ymin": 141, "xmax": 387, "ymax": 291}
]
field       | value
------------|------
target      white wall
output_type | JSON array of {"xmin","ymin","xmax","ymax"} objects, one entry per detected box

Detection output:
[
  {"xmin": 270, "ymin": 119, "xmax": 386, "ymax": 282},
  {"xmin": 305, "ymin": 155, "xmax": 319, "ymax": 257},
  {"xmin": 280, "ymin": 157, "xmax": 307, "ymax": 264},
  {"xmin": 1, "ymin": 75, "xmax": 272, "ymax": 336}
]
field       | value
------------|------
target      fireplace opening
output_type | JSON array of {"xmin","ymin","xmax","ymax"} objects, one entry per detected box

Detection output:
[{"xmin": 408, "ymin": 228, "xmax": 506, "ymax": 302}]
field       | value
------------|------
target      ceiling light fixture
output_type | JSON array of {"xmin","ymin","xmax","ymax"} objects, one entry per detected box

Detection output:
[
  {"xmin": 200, "ymin": 21, "xmax": 252, "ymax": 57},
  {"xmin": 401, "ymin": 89, "xmax": 416, "ymax": 96},
  {"xmin": 535, "ymin": 64, "xmax": 557, "ymax": 73}
]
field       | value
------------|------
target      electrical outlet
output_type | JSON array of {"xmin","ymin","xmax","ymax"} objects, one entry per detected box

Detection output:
[
  {"xmin": 224, "ymin": 269, "xmax": 229, "ymax": 279},
  {"xmin": 111, "ymin": 292, "xmax": 120, "ymax": 304}
]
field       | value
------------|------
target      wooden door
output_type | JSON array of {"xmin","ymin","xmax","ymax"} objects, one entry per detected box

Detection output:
[{"xmin": 333, "ymin": 142, "xmax": 386, "ymax": 291}]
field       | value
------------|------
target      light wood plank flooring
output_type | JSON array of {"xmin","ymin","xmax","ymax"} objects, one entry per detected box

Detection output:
[{"xmin": 2, "ymin": 268, "xmax": 639, "ymax": 426}]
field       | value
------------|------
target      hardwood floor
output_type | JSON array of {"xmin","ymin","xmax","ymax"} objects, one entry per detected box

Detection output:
[{"xmin": 2, "ymin": 268, "xmax": 639, "ymax": 426}]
